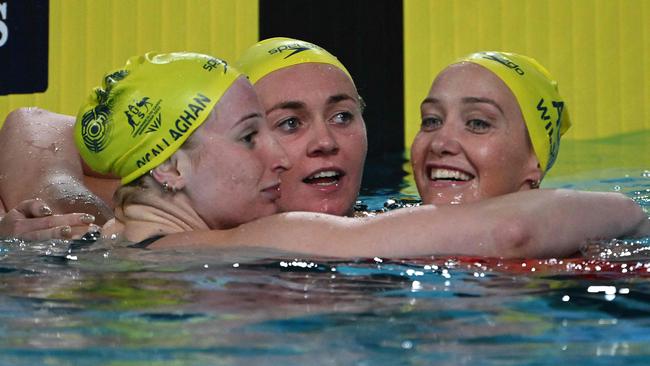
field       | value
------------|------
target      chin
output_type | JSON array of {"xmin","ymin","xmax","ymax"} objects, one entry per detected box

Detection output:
[
  {"xmin": 422, "ymin": 194, "xmax": 468, "ymax": 206},
  {"xmin": 278, "ymin": 201, "xmax": 350, "ymax": 216},
  {"xmin": 320, "ymin": 202, "xmax": 354, "ymax": 216},
  {"xmin": 249, "ymin": 205, "xmax": 278, "ymax": 220}
]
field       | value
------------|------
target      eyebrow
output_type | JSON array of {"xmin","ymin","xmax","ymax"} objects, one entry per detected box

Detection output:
[
  {"xmin": 420, "ymin": 97, "xmax": 504, "ymax": 115},
  {"xmin": 265, "ymin": 93, "xmax": 360, "ymax": 115},
  {"xmin": 461, "ymin": 97, "xmax": 504, "ymax": 115},
  {"xmin": 420, "ymin": 97, "xmax": 439, "ymax": 107},
  {"xmin": 266, "ymin": 101, "xmax": 306, "ymax": 115},
  {"xmin": 327, "ymin": 93, "xmax": 357, "ymax": 105},
  {"xmin": 236, "ymin": 112, "xmax": 263, "ymax": 126}
]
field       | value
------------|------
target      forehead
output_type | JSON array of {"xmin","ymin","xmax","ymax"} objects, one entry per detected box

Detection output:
[
  {"xmin": 254, "ymin": 63, "xmax": 358, "ymax": 102},
  {"xmin": 206, "ymin": 77, "xmax": 263, "ymax": 132},
  {"xmin": 429, "ymin": 62, "xmax": 517, "ymax": 104}
]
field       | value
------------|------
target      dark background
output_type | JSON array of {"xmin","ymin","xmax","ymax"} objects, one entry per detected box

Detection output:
[
  {"xmin": 1, "ymin": 0, "xmax": 407, "ymax": 191},
  {"xmin": 260, "ymin": 0, "xmax": 405, "ymax": 157},
  {"xmin": 260, "ymin": 0, "xmax": 406, "ymax": 191},
  {"xmin": 0, "ymin": 0, "xmax": 49, "ymax": 95}
]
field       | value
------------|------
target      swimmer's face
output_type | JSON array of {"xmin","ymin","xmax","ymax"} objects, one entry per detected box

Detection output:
[
  {"xmin": 254, "ymin": 63, "xmax": 367, "ymax": 216},
  {"xmin": 411, "ymin": 63, "xmax": 541, "ymax": 205},
  {"xmin": 182, "ymin": 77, "xmax": 291, "ymax": 229}
]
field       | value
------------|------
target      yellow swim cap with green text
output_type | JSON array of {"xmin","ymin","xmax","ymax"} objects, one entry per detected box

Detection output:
[
  {"xmin": 460, "ymin": 51, "xmax": 571, "ymax": 173},
  {"xmin": 235, "ymin": 37, "xmax": 351, "ymax": 84},
  {"xmin": 74, "ymin": 52, "xmax": 241, "ymax": 184}
]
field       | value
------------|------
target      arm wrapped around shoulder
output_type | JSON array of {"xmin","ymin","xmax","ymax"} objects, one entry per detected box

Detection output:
[
  {"xmin": 0, "ymin": 107, "xmax": 114, "ymax": 223},
  {"xmin": 148, "ymin": 189, "xmax": 648, "ymax": 259}
]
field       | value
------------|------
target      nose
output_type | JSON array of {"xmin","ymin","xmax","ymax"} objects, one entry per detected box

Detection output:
[
  {"xmin": 265, "ymin": 134, "xmax": 292, "ymax": 173},
  {"xmin": 429, "ymin": 123, "xmax": 461, "ymax": 157},
  {"xmin": 306, "ymin": 121, "xmax": 339, "ymax": 157}
]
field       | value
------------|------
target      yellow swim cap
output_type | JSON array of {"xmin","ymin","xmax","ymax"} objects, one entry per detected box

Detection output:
[
  {"xmin": 75, "ymin": 52, "xmax": 241, "ymax": 184},
  {"xmin": 460, "ymin": 51, "xmax": 571, "ymax": 173},
  {"xmin": 234, "ymin": 37, "xmax": 351, "ymax": 84}
]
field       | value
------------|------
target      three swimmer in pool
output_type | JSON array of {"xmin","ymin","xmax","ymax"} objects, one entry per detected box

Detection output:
[{"xmin": 0, "ymin": 37, "xmax": 648, "ymax": 256}]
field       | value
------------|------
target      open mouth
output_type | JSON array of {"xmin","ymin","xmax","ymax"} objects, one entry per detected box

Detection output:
[
  {"xmin": 428, "ymin": 168, "xmax": 474, "ymax": 182},
  {"xmin": 303, "ymin": 170, "xmax": 344, "ymax": 186},
  {"xmin": 261, "ymin": 183, "xmax": 281, "ymax": 200}
]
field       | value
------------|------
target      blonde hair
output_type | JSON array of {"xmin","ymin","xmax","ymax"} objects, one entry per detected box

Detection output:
[{"xmin": 112, "ymin": 124, "xmax": 205, "ymax": 209}]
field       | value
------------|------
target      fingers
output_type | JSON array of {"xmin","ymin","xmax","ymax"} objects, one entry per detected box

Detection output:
[
  {"xmin": 19, "ymin": 225, "xmax": 74, "ymax": 241},
  {"xmin": 12, "ymin": 198, "xmax": 53, "ymax": 218},
  {"xmin": 18, "ymin": 213, "xmax": 94, "ymax": 233},
  {"xmin": 0, "ymin": 199, "xmax": 98, "ymax": 240},
  {"xmin": 0, "ymin": 212, "xmax": 95, "ymax": 239},
  {"xmin": 17, "ymin": 223, "xmax": 100, "ymax": 241},
  {"xmin": 70, "ymin": 224, "xmax": 100, "ymax": 240}
]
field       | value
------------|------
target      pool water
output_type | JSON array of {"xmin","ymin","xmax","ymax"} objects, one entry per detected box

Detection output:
[{"xmin": 1, "ymin": 133, "xmax": 650, "ymax": 365}]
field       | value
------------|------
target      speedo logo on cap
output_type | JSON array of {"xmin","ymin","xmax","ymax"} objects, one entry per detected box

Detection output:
[
  {"xmin": 203, "ymin": 57, "xmax": 229, "ymax": 74},
  {"xmin": 481, "ymin": 53, "xmax": 524, "ymax": 75},
  {"xmin": 268, "ymin": 42, "xmax": 322, "ymax": 59}
]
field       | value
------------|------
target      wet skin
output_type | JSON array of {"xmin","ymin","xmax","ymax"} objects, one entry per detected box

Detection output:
[
  {"xmin": 254, "ymin": 63, "xmax": 368, "ymax": 216},
  {"xmin": 410, "ymin": 63, "xmax": 541, "ymax": 205},
  {"xmin": 181, "ymin": 78, "xmax": 292, "ymax": 229}
]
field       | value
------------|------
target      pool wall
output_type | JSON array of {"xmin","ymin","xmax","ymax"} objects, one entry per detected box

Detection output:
[{"xmin": 404, "ymin": 0, "xmax": 650, "ymax": 144}]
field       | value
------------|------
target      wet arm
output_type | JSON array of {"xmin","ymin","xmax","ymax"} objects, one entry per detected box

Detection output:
[
  {"xmin": 0, "ymin": 108, "xmax": 116, "ymax": 224},
  {"xmin": 154, "ymin": 189, "xmax": 649, "ymax": 258}
]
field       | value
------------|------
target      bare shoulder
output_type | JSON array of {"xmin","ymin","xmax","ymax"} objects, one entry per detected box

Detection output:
[
  {"xmin": 3, "ymin": 107, "xmax": 74, "ymax": 132},
  {"xmin": 6, "ymin": 107, "xmax": 74, "ymax": 123},
  {"xmin": 147, "ymin": 228, "xmax": 240, "ymax": 249}
]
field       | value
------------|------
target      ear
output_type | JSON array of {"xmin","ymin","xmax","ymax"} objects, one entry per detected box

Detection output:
[
  {"xmin": 150, "ymin": 151, "xmax": 191, "ymax": 192},
  {"xmin": 518, "ymin": 154, "xmax": 543, "ymax": 191}
]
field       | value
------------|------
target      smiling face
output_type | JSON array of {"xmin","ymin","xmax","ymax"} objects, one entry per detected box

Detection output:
[
  {"xmin": 182, "ymin": 77, "xmax": 291, "ymax": 229},
  {"xmin": 410, "ymin": 63, "xmax": 542, "ymax": 205},
  {"xmin": 253, "ymin": 63, "xmax": 368, "ymax": 216}
]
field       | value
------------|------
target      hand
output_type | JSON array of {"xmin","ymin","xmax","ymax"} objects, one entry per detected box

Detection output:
[{"xmin": 0, "ymin": 199, "xmax": 96, "ymax": 240}]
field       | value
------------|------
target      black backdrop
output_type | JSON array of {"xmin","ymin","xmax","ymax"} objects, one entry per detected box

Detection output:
[
  {"xmin": 259, "ymin": 0, "xmax": 405, "ymax": 158},
  {"xmin": 0, "ymin": 0, "xmax": 48, "ymax": 95}
]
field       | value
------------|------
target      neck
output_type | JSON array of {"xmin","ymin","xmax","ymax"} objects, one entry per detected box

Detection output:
[{"xmin": 108, "ymin": 188, "xmax": 208, "ymax": 243}]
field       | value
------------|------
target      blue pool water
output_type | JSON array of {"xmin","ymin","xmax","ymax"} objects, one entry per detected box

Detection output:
[{"xmin": 1, "ymin": 134, "xmax": 650, "ymax": 365}]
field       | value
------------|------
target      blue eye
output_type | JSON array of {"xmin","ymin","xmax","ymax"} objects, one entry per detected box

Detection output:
[
  {"xmin": 276, "ymin": 117, "xmax": 301, "ymax": 133},
  {"xmin": 466, "ymin": 119, "xmax": 492, "ymax": 133},
  {"xmin": 331, "ymin": 112, "xmax": 353, "ymax": 125},
  {"xmin": 421, "ymin": 117, "xmax": 442, "ymax": 131}
]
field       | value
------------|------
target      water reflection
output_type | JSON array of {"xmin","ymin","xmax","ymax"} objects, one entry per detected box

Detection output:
[{"xmin": 1, "ymin": 160, "xmax": 650, "ymax": 363}]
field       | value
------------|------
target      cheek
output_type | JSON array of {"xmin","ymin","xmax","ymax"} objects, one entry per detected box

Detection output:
[
  {"xmin": 345, "ymin": 132, "xmax": 367, "ymax": 161},
  {"xmin": 410, "ymin": 135, "xmax": 428, "ymax": 165},
  {"xmin": 275, "ymin": 135, "xmax": 306, "ymax": 162},
  {"xmin": 285, "ymin": 143, "xmax": 305, "ymax": 163},
  {"xmin": 473, "ymin": 145, "xmax": 496, "ymax": 163},
  {"xmin": 474, "ymin": 144, "xmax": 526, "ymax": 192}
]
